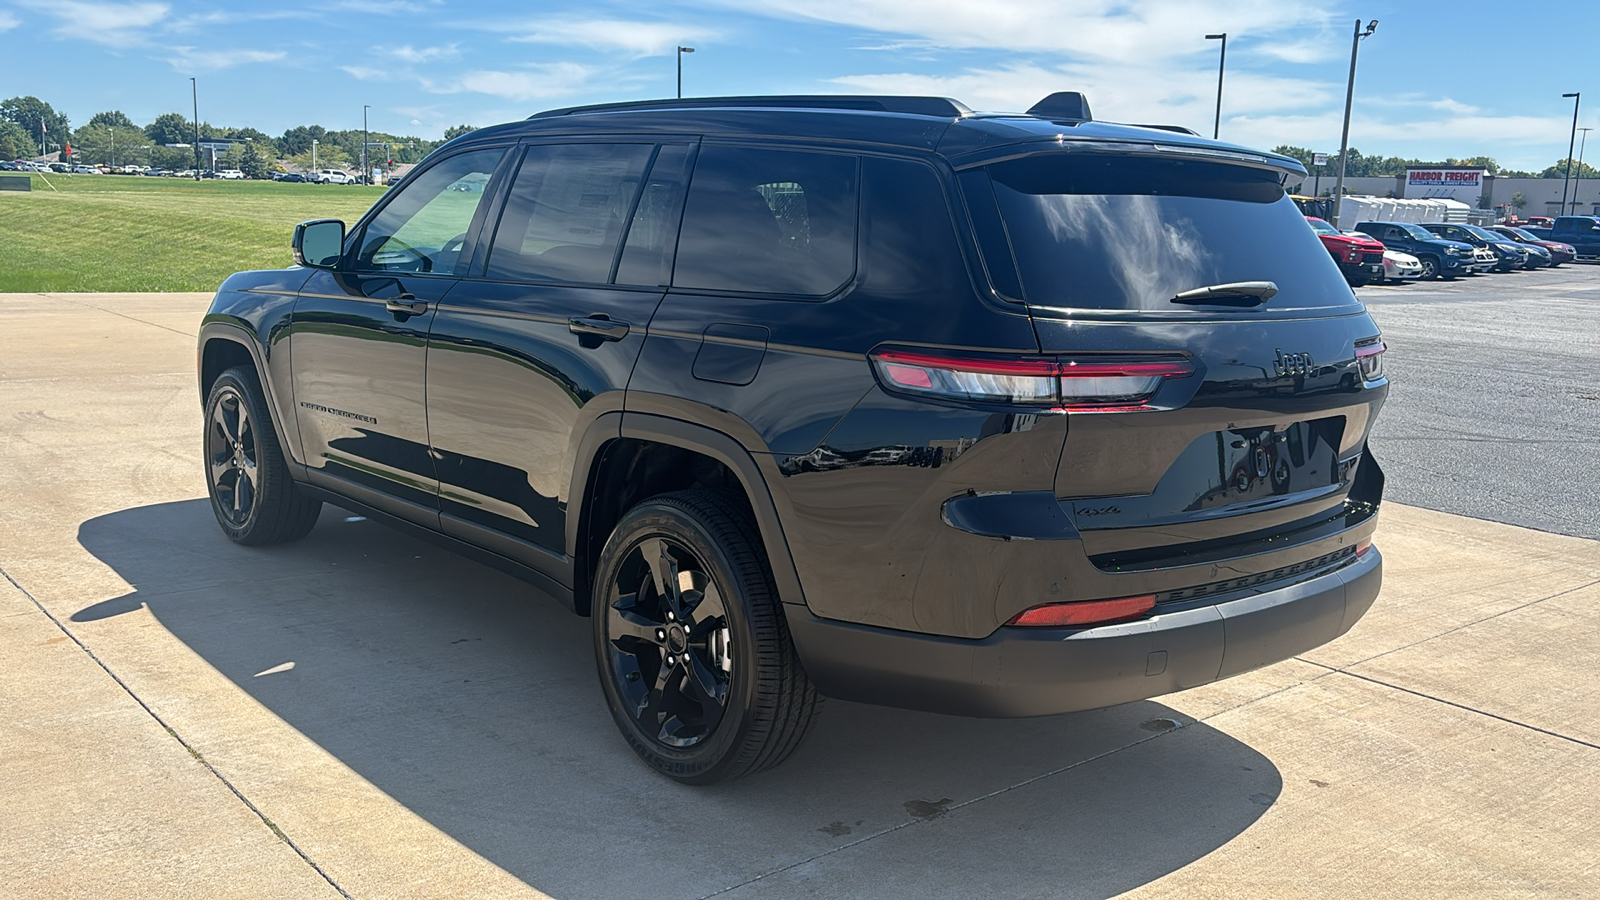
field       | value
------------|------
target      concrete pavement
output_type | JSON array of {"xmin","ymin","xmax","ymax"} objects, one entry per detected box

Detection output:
[{"xmin": 2, "ymin": 292, "xmax": 1598, "ymax": 899}]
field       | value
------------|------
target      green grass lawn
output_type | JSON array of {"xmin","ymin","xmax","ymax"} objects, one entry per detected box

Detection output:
[{"xmin": 0, "ymin": 174, "xmax": 388, "ymax": 292}]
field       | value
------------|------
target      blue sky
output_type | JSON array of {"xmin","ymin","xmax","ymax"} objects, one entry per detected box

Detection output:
[{"xmin": 1, "ymin": 0, "xmax": 1594, "ymax": 171}]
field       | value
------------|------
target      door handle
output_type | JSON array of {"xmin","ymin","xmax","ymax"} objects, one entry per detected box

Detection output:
[
  {"xmin": 568, "ymin": 315, "xmax": 630, "ymax": 342},
  {"xmin": 385, "ymin": 294, "xmax": 428, "ymax": 316}
]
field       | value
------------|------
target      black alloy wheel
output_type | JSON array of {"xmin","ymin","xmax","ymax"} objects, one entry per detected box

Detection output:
[
  {"xmin": 203, "ymin": 366, "xmax": 322, "ymax": 545},
  {"xmin": 605, "ymin": 535, "xmax": 734, "ymax": 749},
  {"xmin": 208, "ymin": 385, "xmax": 258, "ymax": 527},
  {"xmin": 593, "ymin": 490, "xmax": 821, "ymax": 784}
]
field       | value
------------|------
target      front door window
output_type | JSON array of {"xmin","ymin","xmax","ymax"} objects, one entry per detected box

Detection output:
[{"xmin": 355, "ymin": 148, "xmax": 505, "ymax": 275}]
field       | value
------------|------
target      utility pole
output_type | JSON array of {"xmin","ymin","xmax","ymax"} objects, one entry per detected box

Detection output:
[
  {"xmin": 1205, "ymin": 33, "xmax": 1226, "ymax": 140},
  {"xmin": 311, "ymin": 138, "xmax": 318, "ymax": 174},
  {"xmin": 1332, "ymin": 19, "xmax": 1379, "ymax": 228},
  {"xmin": 1561, "ymin": 93, "xmax": 1580, "ymax": 215},
  {"xmin": 108, "ymin": 125, "xmax": 114, "ymax": 167},
  {"xmin": 677, "ymin": 46, "xmax": 695, "ymax": 99},
  {"xmin": 191, "ymin": 77, "xmax": 201, "ymax": 180},
  {"xmin": 1576, "ymin": 127, "xmax": 1593, "ymax": 216},
  {"xmin": 362, "ymin": 105, "xmax": 370, "ymax": 184}
]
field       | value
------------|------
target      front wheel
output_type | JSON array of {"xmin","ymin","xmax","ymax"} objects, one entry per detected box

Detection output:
[
  {"xmin": 592, "ymin": 490, "xmax": 821, "ymax": 784},
  {"xmin": 1418, "ymin": 256, "xmax": 1440, "ymax": 280},
  {"xmin": 204, "ymin": 366, "xmax": 322, "ymax": 545}
]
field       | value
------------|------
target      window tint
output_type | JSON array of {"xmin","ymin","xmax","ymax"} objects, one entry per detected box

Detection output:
[
  {"xmin": 615, "ymin": 145, "xmax": 692, "ymax": 287},
  {"xmin": 673, "ymin": 146, "xmax": 858, "ymax": 296},
  {"xmin": 356, "ymin": 148, "xmax": 505, "ymax": 275},
  {"xmin": 485, "ymin": 144, "xmax": 654, "ymax": 284},
  {"xmin": 979, "ymin": 155, "xmax": 1357, "ymax": 312}
]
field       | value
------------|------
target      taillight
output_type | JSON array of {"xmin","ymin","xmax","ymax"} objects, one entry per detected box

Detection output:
[
  {"xmin": 1008, "ymin": 594, "xmax": 1156, "ymax": 627},
  {"xmin": 870, "ymin": 349, "xmax": 1194, "ymax": 412},
  {"xmin": 1354, "ymin": 338, "xmax": 1385, "ymax": 382},
  {"xmin": 1356, "ymin": 538, "xmax": 1373, "ymax": 557}
]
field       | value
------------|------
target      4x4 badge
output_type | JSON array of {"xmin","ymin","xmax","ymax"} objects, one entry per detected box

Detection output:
[{"xmin": 1272, "ymin": 349, "xmax": 1315, "ymax": 378}]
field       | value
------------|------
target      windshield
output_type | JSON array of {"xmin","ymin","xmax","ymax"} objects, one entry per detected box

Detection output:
[
  {"xmin": 1464, "ymin": 224, "xmax": 1507, "ymax": 242},
  {"xmin": 1505, "ymin": 227, "xmax": 1537, "ymax": 240},
  {"xmin": 978, "ymin": 155, "xmax": 1357, "ymax": 312},
  {"xmin": 1306, "ymin": 217, "xmax": 1339, "ymax": 235}
]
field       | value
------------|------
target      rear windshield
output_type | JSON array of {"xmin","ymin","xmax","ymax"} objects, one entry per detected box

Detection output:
[{"xmin": 978, "ymin": 154, "xmax": 1357, "ymax": 312}]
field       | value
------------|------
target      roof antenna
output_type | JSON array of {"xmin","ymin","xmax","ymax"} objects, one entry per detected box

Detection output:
[{"xmin": 1026, "ymin": 92, "xmax": 1093, "ymax": 122}]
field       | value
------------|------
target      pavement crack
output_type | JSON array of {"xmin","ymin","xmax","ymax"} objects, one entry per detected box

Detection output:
[
  {"xmin": 695, "ymin": 724, "xmax": 1188, "ymax": 899},
  {"xmin": 48, "ymin": 294, "xmax": 198, "ymax": 338},
  {"xmin": 0, "ymin": 565, "xmax": 354, "ymax": 900},
  {"xmin": 1309, "ymin": 663, "xmax": 1600, "ymax": 753}
]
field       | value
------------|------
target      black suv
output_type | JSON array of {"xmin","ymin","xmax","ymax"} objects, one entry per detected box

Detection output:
[{"xmin": 199, "ymin": 93, "xmax": 1388, "ymax": 783}]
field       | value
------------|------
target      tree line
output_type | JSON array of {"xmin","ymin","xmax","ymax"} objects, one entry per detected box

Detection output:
[
  {"xmin": 1273, "ymin": 145, "xmax": 1600, "ymax": 181},
  {"xmin": 0, "ymin": 95, "xmax": 477, "ymax": 176}
]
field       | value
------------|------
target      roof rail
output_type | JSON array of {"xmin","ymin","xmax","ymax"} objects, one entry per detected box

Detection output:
[
  {"xmin": 1122, "ymin": 124, "xmax": 1203, "ymax": 136},
  {"xmin": 529, "ymin": 95, "xmax": 973, "ymax": 119}
]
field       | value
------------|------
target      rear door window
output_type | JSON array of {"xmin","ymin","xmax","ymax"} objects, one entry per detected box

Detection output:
[
  {"xmin": 672, "ymin": 146, "xmax": 858, "ymax": 296},
  {"xmin": 485, "ymin": 143, "xmax": 654, "ymax": 284},
  {"xmin": 975, "ymin": 154, "xmax": 1357, "ymax": 313}
]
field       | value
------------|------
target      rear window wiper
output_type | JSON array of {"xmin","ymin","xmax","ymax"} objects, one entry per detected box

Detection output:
[{"xmin": 1171, "ymin": 281, "xmax": 1279, "ymax": 307}]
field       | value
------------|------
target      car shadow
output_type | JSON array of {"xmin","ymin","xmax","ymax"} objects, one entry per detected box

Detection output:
[{"xmin": 75, "ymin": 499, "xmax": 1281, "ymax": 900}]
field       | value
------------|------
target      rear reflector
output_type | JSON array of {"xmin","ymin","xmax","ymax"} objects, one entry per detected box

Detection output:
[
  {"xmin": 1356, "ymin": 538, "xmax": 1373, "ymax": 557},
  {"xmin": 871, "ymin": 349, "xmax": 1193, "ymax": 410},
  {"xmin": 1008, "ymin": 594, "xmax": 1156, "ymax": 627}
]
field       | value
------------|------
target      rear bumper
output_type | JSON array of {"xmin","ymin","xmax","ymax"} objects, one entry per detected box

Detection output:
[{"xmin": 787, "ymin": 548, "xmax": 1381, "ymax": 718}]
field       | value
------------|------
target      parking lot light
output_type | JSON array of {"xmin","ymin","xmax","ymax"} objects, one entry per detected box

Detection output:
[
  {"xmin": 1205, "ymin": 33, "xmax": 1226, "ymax": 140},
  {"xmin": 1562, "ymin": 93, "xmax": 1581, "ymax": 215},
  {"xmin": 678, "ymin": 46, "xmax": 695, "ymax": 100},
  {"xmin": 1332, "ymin": 19, "xmax": 1378, "ymax": 228}
]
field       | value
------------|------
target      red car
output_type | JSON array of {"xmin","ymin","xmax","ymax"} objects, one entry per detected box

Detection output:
[
  {"xmin": 1307, "ymin": 217, "xmax": 1385, "ymax": 286},
  {"xmin": 1490, "ymin": 225, "xmax": 1575, "ymax": 266}
]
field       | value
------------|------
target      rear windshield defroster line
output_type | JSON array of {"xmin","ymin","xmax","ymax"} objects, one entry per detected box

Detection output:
[{"xmin": 976, "ymin": 155, "xmax": 1361, "ymax": 313}]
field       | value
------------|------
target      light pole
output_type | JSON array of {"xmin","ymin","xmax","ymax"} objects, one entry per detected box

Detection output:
[
  {"xmin": 191, "ymin": 77, "xmax": 201, "ymax": 180},
  {"xmin": 1576, "ymin": 126, "xmax": 1593, "ymax": 216},
  {"xmin": 677, "ymin": 46, "xmax": 695, "ymax": 99},
  {"xmin": 107, "ymin": 125, "xmax": 114, "ymax": 168},
  {"xmin": 1561, "ymin": 93, "xmax": 1581, "ymax": 215},
  {"xmin": 1332, "ymin": 19, "xmax": 1378, "ymax": 227},
  {"xmin": 362, "ymin": 104, "xmax": 370, "ymax": 183},
  {"xmin": 1205, "ymin": 33, "xmax": 1226, "ymax": 140},
  {"xmin": 311, "ymin": 138, "xmax": 318, "ymax": 174},
  {"xmin": 141, "ymin": 145, "xmax": 151, "ymax": 166}
]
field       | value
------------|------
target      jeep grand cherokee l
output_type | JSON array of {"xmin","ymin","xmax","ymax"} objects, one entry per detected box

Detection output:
[{"xmin": 198, "ymin": 93, "xmax": 1388, "ymax": 783}]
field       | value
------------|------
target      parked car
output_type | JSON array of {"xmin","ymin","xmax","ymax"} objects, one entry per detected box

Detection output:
[
  {"xmin": 314, "ymin": 169, "xmax": 352, "ymax": 184},
  {"xmin": 71, "ymin": 165, "xmax": 100, "ymax": 174},
  {"xmin": 1490, "ymin": 225, "xmax": 1574, "ymax": 265},
  {"xmin": 1525, "ymin": 216, "xmax": 1555, "ymax": 229},
  {"xmin": 1522, "ymin": 216, "xmax": 1600, "ymax": 259},
  {"xmin": 143, "ymin": 168, "xmax": 171, "ymax": 177},
  {"xmin": 1420, "ymin": 223, "xmax": 1524, "ymax": 272},
  {"xmin": 1379, "ymin": 248, "xmax": 1423, "ymax": 282},
  {"xmin": 198, "ymin": 91, "xmax": 1388, "ymax": 783},
  {"xmin": 1306, "ymin": 216, "xmax": 1385, "ymax": 285},
  {"xmin": 277, "ymin": 172, "xmax": 309, "ymax": 183},
  {"xmin": 0, "ymin": 161, "xmax": 18, "ymax": 171},
  {"xmin": 1352, "ymin": 222, "xmax": 1474, "ymax": 280},
  {"xmin": 218, "ymin": 169, "xmax": 245, "ymax": 180}
]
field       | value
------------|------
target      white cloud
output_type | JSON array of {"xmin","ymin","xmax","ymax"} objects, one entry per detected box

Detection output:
[
  {"xmin": 0, "ymin": 11, "xmax": 19, "ymax": 30},
  {"xmin": 341, "ymin": 65, "xmax": 388, "ymax": 80},
  {"xmin": 501, "ymin": 18, "xmax": 715, "ymax": 58},
  {"xmin": 425, "ymin": 63, "xmax": 599, "ymax": 102},
  {"xmin": 17, "ymin": 0, "xmax": 168, "ymax": 46},
  {"xmin": 166, "ymin": 47, "xmax": 286, "ymax": 72},
  {"xmin": 383, "ymin": 43, "xmax": 459, "ymax": 63},
  {"xmin": 729, "ymin": 0, "xmax": 1330, "ymax": 61}
]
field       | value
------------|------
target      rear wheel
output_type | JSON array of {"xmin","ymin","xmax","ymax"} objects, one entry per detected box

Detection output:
[
  {"xmin": 204, "ymin": 366, "xmax": 321, "ymax": 545},
  {"xmin": 592, "ymin": 490, "xmax": 821, "ymax": 784}
]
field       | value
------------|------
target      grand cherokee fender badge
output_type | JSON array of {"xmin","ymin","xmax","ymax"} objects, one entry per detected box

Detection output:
[
  {"xmin": 1272, "ymin": 349, "xmax": 1316, "ymax": 378},
  {"xmin": 300, "ymin": 401, "xmax": 378, "ymax": 425}
]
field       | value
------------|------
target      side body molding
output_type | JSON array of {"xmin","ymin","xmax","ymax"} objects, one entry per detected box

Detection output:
[{"xmin": 197, "ymin": 318, "xmax": 304, "ymax": 467}]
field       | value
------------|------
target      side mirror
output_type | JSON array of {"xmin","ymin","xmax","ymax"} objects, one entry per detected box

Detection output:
[{"xmin": 293, "ymin": 219, "xmax": 346, "ymax": 268}]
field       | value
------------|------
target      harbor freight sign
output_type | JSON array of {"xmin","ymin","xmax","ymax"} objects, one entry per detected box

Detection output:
[{"xmin": 1407, "ymin": 168, "xmax": 1484, "ymax": 187}]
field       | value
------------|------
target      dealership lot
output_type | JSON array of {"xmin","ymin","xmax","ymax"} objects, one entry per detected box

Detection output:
[{"xmin": 2, "ymin": 283, "xmax": 1598, "ymax": 898}]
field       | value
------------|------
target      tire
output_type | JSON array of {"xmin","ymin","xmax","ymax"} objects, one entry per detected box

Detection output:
[
  {"xmin": 203, "ymin": 366, "xmax": 321, "ymax": 545},
  {"xmin": 1418, "ymin": 256, "xmax": 1440, "ymax": 280},
  {"xmin": 592, "ymin": 489, "xmax": 822, "ymax": 784}
]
